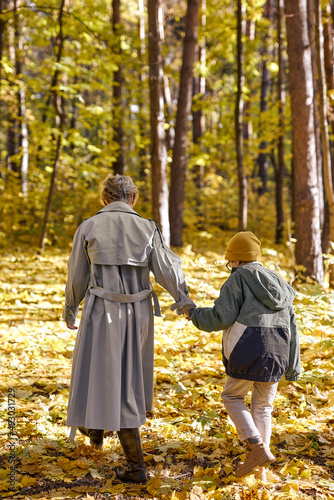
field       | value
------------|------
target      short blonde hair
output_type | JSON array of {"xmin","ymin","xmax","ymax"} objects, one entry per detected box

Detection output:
[{"xmin": 100, "ymin": 174, "xmax": 139, "ymax": 206}]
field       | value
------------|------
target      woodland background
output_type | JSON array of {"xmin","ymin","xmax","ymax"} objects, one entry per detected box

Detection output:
[{"xmin": 1, "ymin": 0, "xmax": 334, "ymax": 499}]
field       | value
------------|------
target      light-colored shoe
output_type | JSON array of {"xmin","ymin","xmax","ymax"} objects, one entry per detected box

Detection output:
[{"xmin": 235, "ymin": 442, "xmax": 275, "ymax": 477}]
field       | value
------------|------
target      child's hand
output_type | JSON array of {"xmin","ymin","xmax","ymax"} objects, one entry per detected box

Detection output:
[
  {"xmin": 66, "ymin": 322, "xmax": 78, "ymax": 330},
  {"xmin": 182, "ymin": 307, "xmax": 196, "ymax": 322}
]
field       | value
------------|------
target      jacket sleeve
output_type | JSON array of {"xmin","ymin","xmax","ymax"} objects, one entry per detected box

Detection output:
[
  {"xmin": 62, "ymin": 225, "xmax": 91, "ymax": 325},
  {"xmin": 189, "ymin": 273, "xmax": 244, "ymax": 332},
  {"xmin": 285, "ymin": 306, "xmax": 301, "ymax": 381},
  {"xmin": 149, "ymin": 227, "xmax": 196, "ymax": 315}
]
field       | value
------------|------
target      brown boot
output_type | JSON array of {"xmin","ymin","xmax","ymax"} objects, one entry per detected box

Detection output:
[
  {"xmin": 78, "ymin": 427, "xmax": 104, "ymax": 449},
  {"xmin": 235, "ymin": 441, "xmax": 275, "ymax": 477},
  {"xmin": 116, "ymin": 428, "xmax": 147, "ymax": 484}
]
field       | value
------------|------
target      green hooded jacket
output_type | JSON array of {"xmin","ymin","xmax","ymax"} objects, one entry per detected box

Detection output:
[{"xmin": 189, "ymin": 262, "xmax": 300, "ymax": 382}]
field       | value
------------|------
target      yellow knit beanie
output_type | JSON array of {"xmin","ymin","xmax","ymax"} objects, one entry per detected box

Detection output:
[{"xmin": 225, "ymin": 231, "xmax": 262, "ymax": 261}]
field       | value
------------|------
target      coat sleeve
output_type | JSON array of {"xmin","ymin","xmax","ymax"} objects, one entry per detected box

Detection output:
[
  {"xmin": 149, "ymin": 228, "xmax": 196, "ymax": 315},
  {"xmin": 62, "ymin": 225, "xmax": 91, "ymax": 325},
  {"xmin": 285, "ymin": 306, "xmax": 301, "ymax": 381},
  {"xmin": 189, "ymin": 273, "xmax": 244, "ymax": 332}
]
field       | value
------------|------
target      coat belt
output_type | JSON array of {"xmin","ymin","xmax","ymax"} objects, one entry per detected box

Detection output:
[{"xmin": 89, "ymin": 286, "xmax": 161, "ymax": 317}]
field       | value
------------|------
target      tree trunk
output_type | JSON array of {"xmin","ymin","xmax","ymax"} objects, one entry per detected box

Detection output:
[
  {"xmin": 276, "ymin": 0, "xmax": 285, "ymax": 243},
  {"xmin": 14, "ymin": 0, "xmax": 28, "ymax": 196},
  {"xmin": 163, "ymin": 74, "xmax": 175, "ymax": 152},
  {"xmin": 192, "ymin": 0, "xmax": 206, "ymax": 229},
  {"xmin": 308, "ymin": 0, "xmax": 326, "ymax": 250},
  {"xmin": 137, "ymin": 0, "xmax": 147, "ymax": 184},
  {"xmin": 192, "ymin": 44, "xmax": 205, "ymax": 186},
  {"xmin": 323, "ymin": 2, "xmax": 334, "ymax": 255},
  {"xmin": 169, "ymin": 0, "xmax": 200, "ymax": 247},
  {"xmin": 159, "ymin": 10, "xmax": 175, "ymax": 153},
  {"xmin": 285, "ymin": 0, "xmax": 324, "ymax": 282},
  {"xmin": 236, "ymin": 0, "xmax": 247, "ymax": 231},
  {"xmin": 40, "ymin": 97, "xmax": 64, "ymax": 253},
  {"xmin": 0, "ymin": 0, "xmax": 5, "ymax": 136},
  {"xmin": 243, "ymin": 19, "xmax": 255, "ymax": 148},
  {"xmin": 7, "ymin": 6, "xmax": 19, "ymax": 174},
  {"xmin": 36, "ymin": 0, "xmax": 66, "ymax": 169},
  {"xmin": 258, "ymin": 0, "xmax": 273, "ymax": 195},
  {"xmin": 315, "ymin": 0, "xmax": 334, "ymax": 286},
  {"xmin": 148, "ymin": 0, "xmax": 170, "ymax": 245},
  {"xmin": 323, "ymin": 2, "xmax": 334, "ymax": 170},
  {"xmin": 111, "ymin": 0, "xmax": 124, "ymax": 174},
  {"xmin": 40, "ymin": 0, "xmax": 66, "ymax": 253},
  {"xmin": 112, "ymin": 0, "xmax": 124, "ymax": 175}
]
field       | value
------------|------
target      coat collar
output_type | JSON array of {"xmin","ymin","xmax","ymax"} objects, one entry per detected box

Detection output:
[{"xmin": 97, "ymin": 201, "xmax": 138, "ymax": 215}]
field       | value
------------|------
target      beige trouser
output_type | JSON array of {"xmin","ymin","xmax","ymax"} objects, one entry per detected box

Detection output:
[{"xmin": 221, "ymin": 376, "xmax": 278, "ymax": 445}]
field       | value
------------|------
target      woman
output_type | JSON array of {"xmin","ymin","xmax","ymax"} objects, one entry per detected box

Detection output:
[{"xmin": 62, "ymin": 174, "xmax": 195, "ymax": 483}]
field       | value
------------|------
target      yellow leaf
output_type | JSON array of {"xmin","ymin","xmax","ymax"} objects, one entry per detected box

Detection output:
[
  {"xmin": 43, "ymin": 464, "xmax": 65, "ymax": 479},
  {"xmin": 57, "ymin": 456, "xmax": 73, "ymax": 471},
  {"xmin": 89, "ymin": 468, "xmax": 104, "ymax": 479},
  {"xmin": 300, "ymin": 469, "xmax": 312, "ymax": 479},
  {"xmin": 243, "ymin": 474, "xmax": 257, "ymax": 488},
  {"xmin": 181, "ymin": 447, "xmax": 195, "ymax": 459},
  {"xmin": 223, "ymin": 464, "xmax": 234, "ymax": 475},
  {"xmin": 189, "ymin": 485, "xmax": 206, "ymax": 500},
  {"xmin": 280, "ymin": 481, "xmax": 299, "ymax": 493},
  {"xmin": 0, "ymin": 482, "xmax": 10, "ymax": 492},
  {"xmin": 73, "ymin": 459, "xmax": 90, "ymax": 469},
  {"xmin": 0, "ymin": 469, "xmax": 10, "ymax": 480},
  {"xmin": 146, "ymin": 476, "xmax": 162, "ymax": 496},
  {"xmin": 261, "ymin": 490, "xmax": 270, "ymax": 500},
  {"xmin": 171, "ymin": 491, "xmax": 188, "ymax": 500},
  {"xmin": 20, "ymin": 475, "xmax": 37, "ymax": 487},
  {"xmin": 290, "ymin": 481, "xmax": 299, "ymax": 491},
  {"xmin": 71, "ymin": 485, "xmax": 95, "ymax": 493},
  {"xmin": 100, "ymin": 483, "xmax": 126, "ymax": 494}
]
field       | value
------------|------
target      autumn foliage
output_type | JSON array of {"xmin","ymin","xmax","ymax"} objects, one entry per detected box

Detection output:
[{"xmin": 1, "ymin": 238, "xmax": 334, "ymax": 499}]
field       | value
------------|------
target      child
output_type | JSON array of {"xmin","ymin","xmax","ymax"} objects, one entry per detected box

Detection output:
[{"xmin": 188, "ymin": 231, "xmax": 300, "ymax": 478}]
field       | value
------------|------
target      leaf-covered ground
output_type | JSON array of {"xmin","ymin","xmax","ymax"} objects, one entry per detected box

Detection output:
[{"xmin": 1, "ymin": 242, "xmax": 334, "ymax": 500}]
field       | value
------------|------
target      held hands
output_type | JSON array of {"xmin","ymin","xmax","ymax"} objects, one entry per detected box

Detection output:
[{"xmin": 182, "ymin": 307, "xmax": 196, "ymax": 321}]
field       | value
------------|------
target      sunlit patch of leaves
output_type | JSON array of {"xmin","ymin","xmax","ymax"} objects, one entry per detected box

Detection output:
[{"xmin": 1, "ymin": 243, "xmax": 334, "ymax": 499}]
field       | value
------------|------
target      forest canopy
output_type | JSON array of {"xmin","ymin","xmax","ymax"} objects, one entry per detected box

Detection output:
[{"xmin": 1, "ymin": 0, "xmax": 334, "ymax": 283}]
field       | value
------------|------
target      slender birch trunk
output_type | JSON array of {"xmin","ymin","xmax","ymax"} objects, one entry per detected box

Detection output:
[
  {"xmin": 315, "ymin": 0, "xmax": 334, "ymax": 286},
  {"xmin": 14, "ymin": 0, "xmax": 28, "ymax": 196},
  {"xmin": 236, "ymin": 0, "xmax": 247, "ymax": 231},
  {"xmin": 148, "ymin": 0, "xmax": 170, "ymax": 245}
]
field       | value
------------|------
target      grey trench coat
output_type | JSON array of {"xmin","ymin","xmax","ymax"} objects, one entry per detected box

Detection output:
[{"xmin": 62, "ymin": 201, "xmax": 195, "ymax": 434}]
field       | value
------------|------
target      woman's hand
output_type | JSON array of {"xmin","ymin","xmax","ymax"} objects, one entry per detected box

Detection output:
[{"xmin": 66, "ymin": 322, "xmax": 78, "ymax": 330}]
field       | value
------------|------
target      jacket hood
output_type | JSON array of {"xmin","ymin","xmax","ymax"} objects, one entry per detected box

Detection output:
[{"xmin": 235, "ymin": 263, "xmax": 295, "ymax": 311}]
